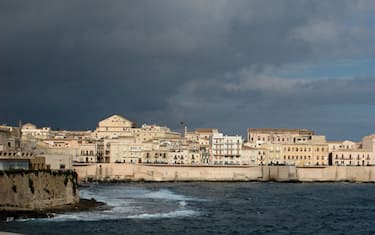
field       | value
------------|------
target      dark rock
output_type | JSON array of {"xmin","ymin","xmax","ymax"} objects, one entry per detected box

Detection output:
[{"xmin": 0, "ymin": 198, "xmax": 106, "ymax": 222}]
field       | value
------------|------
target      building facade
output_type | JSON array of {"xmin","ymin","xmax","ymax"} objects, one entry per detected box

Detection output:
[
  {"xmin": 95, "ymin": 115, "xmax": 136, "ymax": 139},
  {"xmin": 247, "ymin": 128, "xmax": 314, "ymax": 146},
  {"xmin": 210, "ymin": 133, "xmax": 243, "ymax": 165}
]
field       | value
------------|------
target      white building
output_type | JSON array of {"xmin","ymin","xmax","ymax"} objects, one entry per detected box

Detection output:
[
  {"xmin": 21, "ymin": 123, "xmax": 51, "ymax": 140},
  {"xmin": 104, "ymin": 137, "xmax": 145, "ymax": 163},
  {"xmin": 210, "ymin": 133, "xmax": 243, "ymax": 165},
  {"xmin": 240, "ymin": 146, "xmax": 258, "ymax": 165}
]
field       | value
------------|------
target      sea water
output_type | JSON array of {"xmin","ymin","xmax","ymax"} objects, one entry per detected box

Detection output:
[{"xmin": 1, "ymin": 182, "xmax": 375, "ymax": 234}]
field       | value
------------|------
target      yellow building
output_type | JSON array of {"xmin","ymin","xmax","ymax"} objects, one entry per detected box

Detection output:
[{"xmin": 282, "ymin": 143, "xmax": 328, "ymax": 166}]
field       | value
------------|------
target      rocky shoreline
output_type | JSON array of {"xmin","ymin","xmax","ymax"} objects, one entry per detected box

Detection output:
[{"xmin": 0, "ymin": 198, "xmax": 106, "ymax": 222}]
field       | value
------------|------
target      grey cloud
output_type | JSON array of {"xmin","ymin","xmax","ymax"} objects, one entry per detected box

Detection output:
[
  {"xmin": 1, "ymin": 0, "xmax": 375, "ymax": 140},
  {"xmin": 167, "ymin": 75, "xmax": 375, "ymax": 139}
]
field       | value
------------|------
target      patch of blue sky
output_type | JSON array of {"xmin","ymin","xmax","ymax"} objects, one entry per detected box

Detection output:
[
  {"xmin": 311, "ymin": 104, "xmax": 375, "ymax": 140},
  {"xmin": 278, "ymin": 58, "xmax": 375, "ymax": 80}
]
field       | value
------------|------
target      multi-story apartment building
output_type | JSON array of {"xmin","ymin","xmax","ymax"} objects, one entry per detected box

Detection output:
[
  {"xmin": 239, "ymin": 146, "xmax": 258, "ymax": 165},
  {"xmin": 186, "ymin": 128, "xmax": 220, "ymax": 146},
  {"xmin": 256, "ymin": 147, "xmax": 269, "ymax": 165},
  {"xmin": 210, "ymin": 133, "xmax": 243, "ymax": 165},
  {"xmin": 103, "ymin": 137, "xmax": 145, "ymax": 163},
  {"xmin": 133, "ymin": 124, "xmax": 181, "ymax": 142},
  {"xmin": 247, "ymin": 128, "xmax": 314, "ymax": 146},
  {"xmin": 77, "ymin": 142, "xmax": 98, "ymax": 163},
  {"xmin": 186, "ymin": 128, "xmax": 219, "ymax": 164},
  {"xmin": 331, "ymin": 135, "xmax": 375, "ymax": 166},
  {"xmin": 282, "ymin": 143, "xmax": 329, "ymax": 166},
  {"xmin": 332, "ymin": 150, "xmax": 374, "ymax": 166},
  {"xmin": 246, "ymin": 127, "xmax": 328, "ymax": 166},
  {"xmin": 168, "ymin": 149, "xmax": 201, "ymax": 165},
  {"xmin": 260, "ymin": 143, "xmax": 283, "ymax": 165},
  {"xmin": 252, "ymin": 143, "xmax": 328, "ymax": 167},
  {"xmin": 21, "ymin": 123, "xmax": 51, "ymax": 140}
]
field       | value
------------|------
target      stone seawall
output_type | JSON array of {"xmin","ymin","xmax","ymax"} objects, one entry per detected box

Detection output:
[
  {"xmin": 74, "ymin": 164, "xmax": 375, "ymax": 183},
  {"xmin": 74, "ymin": 164, "xmax": 263, "ymax": 182},
  {"xmin": 0, "ymin": 170, "xmax": 79, "ymax": 210}
]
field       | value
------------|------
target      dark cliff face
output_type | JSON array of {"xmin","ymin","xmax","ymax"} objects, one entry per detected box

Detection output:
[{"xmin": 0, "ymin": 170, "xmax": 79, "ymax": 210}]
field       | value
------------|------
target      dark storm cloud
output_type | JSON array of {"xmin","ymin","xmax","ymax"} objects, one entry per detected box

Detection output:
[
  {"xmin": 1, "ymin": 0, "xmax": 375, "ymax": 139},
  {"xmin": 167, "ymin": 75, "xmax": 375, "ymax": 139}
]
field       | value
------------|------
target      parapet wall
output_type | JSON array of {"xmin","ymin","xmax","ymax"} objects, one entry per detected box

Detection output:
[
  {"xmin": 74, "ymin": 164, "xmax": 263, "ymax": 182},
  {"xmin": 0, "ymin": 170, "xmax": 79, "ymax": 210},
  {"xmin": 74, "ymin": 164, "xmax": 375, "ymax": 183}
]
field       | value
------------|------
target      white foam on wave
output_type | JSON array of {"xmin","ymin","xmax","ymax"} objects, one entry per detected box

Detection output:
[
  {"xmin": 27, "ymin": 186, "xmax": 202, "ymax": 222},
  {"xmin": 45, "ymin": 207, "xmax": 199, "ymax": 222},
  {"xmin": 179, "ymin": 201, "xmax": 187, "ymax": 207},
  {"xmin": 126, "ymin": 209, "xmax": 198, "ymax": 219},
  {"xmin": 141, "ymin": 189, "xmax": 204, "ymax": 202}
]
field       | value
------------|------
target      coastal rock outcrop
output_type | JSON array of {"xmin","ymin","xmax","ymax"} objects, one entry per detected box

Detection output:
[{"xmin": 0, "ymin": 170, "xmax": 79, "ymax": 211}]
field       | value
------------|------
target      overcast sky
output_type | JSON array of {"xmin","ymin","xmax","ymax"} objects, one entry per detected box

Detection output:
[{"xmin": 2, "ymin": 0, "xmax": 375, "ymax": 140}]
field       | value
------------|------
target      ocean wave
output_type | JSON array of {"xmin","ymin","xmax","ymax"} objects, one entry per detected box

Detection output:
[
  {"xmin": 126, "ymin": 209, "xmax": 198, "ymax": 219},
  {"xmin": 141, "ymin": 189, "xmax": 195, "ymax": 201},
  {"xmin": 20, "ymin": 186, "xmax": 202, "ymax": 223}
]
